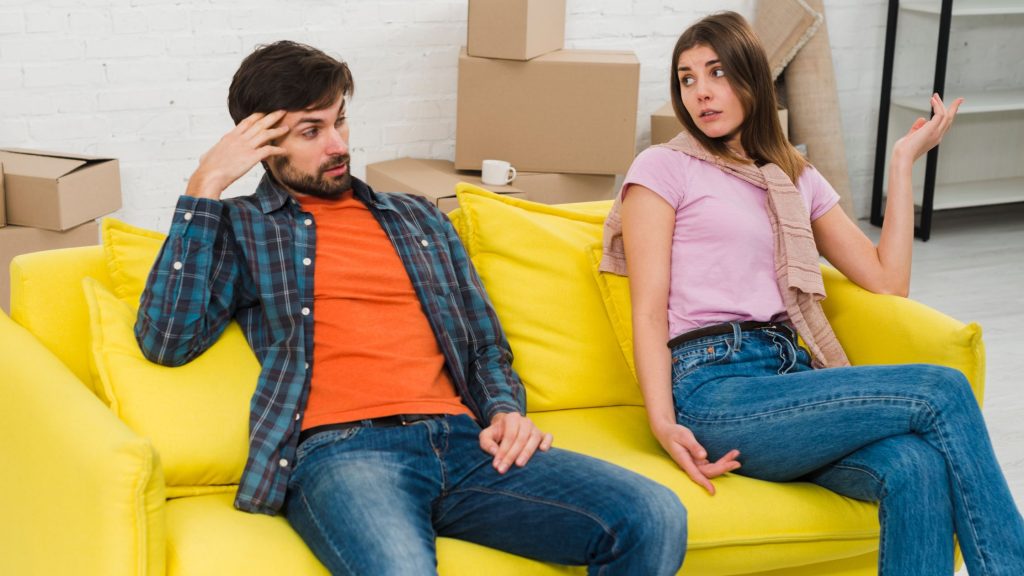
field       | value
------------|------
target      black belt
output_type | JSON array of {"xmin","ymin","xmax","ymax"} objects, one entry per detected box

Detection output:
[
  {"xmin": 299, "ymin": 414, "xmax": 444, "ymax": 445},
  {"xmin": 668, "ymin": 320, "xmax": 793, "ymax": 349}
]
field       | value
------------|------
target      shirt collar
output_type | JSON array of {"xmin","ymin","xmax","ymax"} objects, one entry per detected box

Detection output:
[{"xmin": 254, "ymin": 173, "xmax": 383, "ymax": 214}]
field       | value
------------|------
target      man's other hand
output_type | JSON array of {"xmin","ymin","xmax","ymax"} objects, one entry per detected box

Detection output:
[{"xmin": 479, "ymin": 412, "xmax": 554, "ymax": 473}]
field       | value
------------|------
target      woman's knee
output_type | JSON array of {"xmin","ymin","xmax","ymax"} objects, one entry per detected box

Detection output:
[{"xmin": 913, "ymin": 364, "xmax": 977, "ymax": 413}]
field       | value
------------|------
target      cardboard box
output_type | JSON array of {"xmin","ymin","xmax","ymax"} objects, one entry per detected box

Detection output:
[
  {"xmin": 0, "ymin": 148, "xmax": 122, "ymax": 231},
  {"xmin": 515, "ymin": 172, "xmax": 618, "ymax": 204},
  {"xmin": 650, "ymin": 102, "xmax": 789, "ymax": 145},
  {"xmin": 467, "ymin": 0, "xmax": 566, "ymax": 61},
  {"xmin": 365, "ymin": 158, "xmax": 526, "ymax": 213},
  {"xmin": 650, "ymin": 102, "xmax": 683, "ymax": 146},
  {"xmin": 1, "ymin": 220, "xmax": 100, "ymax": 313},
  {"xmin": 456, "ymin": 48, "xmax": 640, "ymax": 175},
  {"xmin": 0, "ymin": 163, "xmax": 6, "ymax": 228}
]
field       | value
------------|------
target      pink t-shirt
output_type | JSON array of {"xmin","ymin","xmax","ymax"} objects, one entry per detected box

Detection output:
[{"xmin": 622, "ymin": 146, "xmax": 840, "ymax": 339}]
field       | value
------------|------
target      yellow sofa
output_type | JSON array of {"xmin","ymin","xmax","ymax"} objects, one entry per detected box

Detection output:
[{"xmin": 1, "ymin": 186, "xmax": 985, "ymax": 575}]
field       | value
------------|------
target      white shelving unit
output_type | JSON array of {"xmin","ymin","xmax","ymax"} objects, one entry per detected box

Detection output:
[{"xmin": 871, "ymin": 0, "xmax": 1024, "ymax": 240}]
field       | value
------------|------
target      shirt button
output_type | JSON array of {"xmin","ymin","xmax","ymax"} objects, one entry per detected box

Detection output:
[
  {"xmin": 294, "ymin": 413, "xmax": 301, "ymax": 421},
  {"xmin": 302, "ymin": 257, "xmax": 312, "ymax": 266},
  {"xmin": 278, "ymin": 458, "xmax": 288, "ymax": 468},
  {"xmin": 301, "ymin": 307, "xmax": 310, "ymax": 316},
  {"xmin": 172, "ymin": 261, "xmax": 183, "ymax": 270},
  {"xmin": 304, "ymin": 218, "xmax": 312, "ymax": 226},
  {"xmin": 304, "ymin": 362, "xmax": 310, "ymax": 370},
  {"xmin": 420, "ymin": 239, "xmax": 429, "ymax": 247},
  {"xmin": 183, "ymin": 212, "xmax": 193, "ymax": 221}
]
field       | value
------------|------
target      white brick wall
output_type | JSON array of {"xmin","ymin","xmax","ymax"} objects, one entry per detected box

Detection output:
[{"xmin": 2, "ymin": 0, "xmax": 1017, "ymax": 231}]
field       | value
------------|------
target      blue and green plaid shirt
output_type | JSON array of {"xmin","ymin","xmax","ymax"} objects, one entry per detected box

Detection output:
[{"xmin": 136, "ymin": 175, "xmax": 526, "ymax": 515}]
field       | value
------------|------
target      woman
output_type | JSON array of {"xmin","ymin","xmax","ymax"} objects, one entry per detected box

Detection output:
[{"xmin": 603, "ymin": 11, "xmax": 1024, "ymax": 575}]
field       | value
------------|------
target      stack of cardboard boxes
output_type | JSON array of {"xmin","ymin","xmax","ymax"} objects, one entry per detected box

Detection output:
[
  {"xmin": 367, "ymin": 0, "xmax": 640, "ymax": 210},
  {"xmin": 0, "ymin": 149, "xmax": 121, "ymax": 313}
]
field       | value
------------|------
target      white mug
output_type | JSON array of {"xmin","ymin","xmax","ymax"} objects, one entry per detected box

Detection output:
[{"xmin": 481, "ymin": 159, "xmax": 517, "ymax": 186}]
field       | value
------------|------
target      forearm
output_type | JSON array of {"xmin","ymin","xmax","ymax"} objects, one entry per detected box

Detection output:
[
  {"xmin": 135, "ymin": 196, "xmax": 239, "ymax": 366},
  {"xmin": 634, "ymin": 315, "xmax": 676, "ymax": 437},
  {"xmin": 878, "ymin": 150, "xmax": 915, "ymax": 292}
]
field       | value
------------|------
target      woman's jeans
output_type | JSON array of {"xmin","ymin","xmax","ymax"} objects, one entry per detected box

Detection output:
[
  {"xmin": 283, "ymin": 414, "xmax": 686, "ymax": 576},
  {"xmin": 671, "ymin": 322, "xmax": 1024, "ymax": 576}
]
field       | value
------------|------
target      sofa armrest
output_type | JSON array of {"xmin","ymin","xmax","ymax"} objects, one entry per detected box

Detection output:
[
  {"xmin": 0, "ymin": 311, "xmax": 167, "ymax": 576},
  {"xmin": 821, "ymin": 266, "xmax": 985, "ymax": 402}
]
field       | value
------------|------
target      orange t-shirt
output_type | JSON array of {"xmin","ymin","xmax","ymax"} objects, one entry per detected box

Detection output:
[{"xmin": 297, "ymin": 192, "xmax": 471, "ymax": 430}]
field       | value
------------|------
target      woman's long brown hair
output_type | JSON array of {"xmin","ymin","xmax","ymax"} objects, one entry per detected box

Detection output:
[{"xmin": 669, "ymin": 11, "xmax": 807, "ymax": 182}]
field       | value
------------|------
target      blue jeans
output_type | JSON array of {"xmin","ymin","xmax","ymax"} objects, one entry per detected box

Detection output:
[
  {"xmin": 284, "ymin": 414, "xmax": 686, "ymax": 575},
  {"xmin": 671, "ymin": 322, "xmax": 1024, "ymax": 576}
]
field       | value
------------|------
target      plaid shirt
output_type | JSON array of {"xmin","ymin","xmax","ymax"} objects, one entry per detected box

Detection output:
[{"xmin": 136, "ymin": 175, "xmax": 525, "ymax": 515}]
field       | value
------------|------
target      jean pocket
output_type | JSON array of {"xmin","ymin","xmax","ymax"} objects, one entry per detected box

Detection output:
[
  {"xmin": 295, "ymin": 427, "xmax": 362, "ymax": 466},
  {"xmin": 670, "ymin": 337, "xmax": 734, "ymax": 384}
]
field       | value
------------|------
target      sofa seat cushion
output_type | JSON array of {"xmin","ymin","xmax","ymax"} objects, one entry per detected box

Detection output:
[
  {"xmin": 165, "ymin": 409, "xmax": 878, "ymax": 576},
  {"xmin": 530, "ymin": 406, "xmax": 879, "ymax": 575},
  {"xmin": 165, "ymin": 493, "xmax": 327, "ymax": 576},
  {"xmin": 166, "ymin": 493, "xmax": 576, "ymax": 576}
]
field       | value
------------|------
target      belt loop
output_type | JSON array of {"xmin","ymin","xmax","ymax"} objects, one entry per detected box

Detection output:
[{"xmin": 730, "ymin": 321, "xmax": 743, "ymax": 352}]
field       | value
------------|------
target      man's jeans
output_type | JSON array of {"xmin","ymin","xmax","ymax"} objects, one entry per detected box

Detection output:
[
  {"xmin": 671, "ymin": 323, "xmax": 1024, "ymax": 576},
  {"xmin": 284, "ymin": 414, "xmax": 686, "ymax": 575}
]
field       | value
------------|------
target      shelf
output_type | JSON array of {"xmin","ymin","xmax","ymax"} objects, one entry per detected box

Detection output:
[
  {"xmin": 892, "ymin": 89, "xmax": 1024, "ymax": 113},
  {"xmin": 899, "ymin": 176, "xmax": 1024, "ymax": 209},
  {"xmin": 902, "ymin": 0, "xmax": 1024, "ymax": 16}
]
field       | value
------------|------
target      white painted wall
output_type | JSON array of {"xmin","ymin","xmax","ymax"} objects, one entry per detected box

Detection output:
[{"xmin": 1, "ymin": 0, "xmax": 1018, "ymax": 231}]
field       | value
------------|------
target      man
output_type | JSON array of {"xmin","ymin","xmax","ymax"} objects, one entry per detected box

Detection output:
[{"xmin": 136, "ymin": 41, "xmax": 685, "ymax": 575}]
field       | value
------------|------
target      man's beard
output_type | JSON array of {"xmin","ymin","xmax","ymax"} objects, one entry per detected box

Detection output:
[{"xmin": 271, "ymin": 154, "xmax": 352, "ymax": 199}]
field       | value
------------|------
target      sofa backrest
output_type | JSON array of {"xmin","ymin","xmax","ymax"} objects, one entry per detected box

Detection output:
[{"xmin": 10, "ymin": 245, "xmax": 111, "ymax": 388}]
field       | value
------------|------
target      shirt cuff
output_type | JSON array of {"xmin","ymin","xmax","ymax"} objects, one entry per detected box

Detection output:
[{"xmin": 170, "ymin": 195, "xmax": 223, "ymax": 240}]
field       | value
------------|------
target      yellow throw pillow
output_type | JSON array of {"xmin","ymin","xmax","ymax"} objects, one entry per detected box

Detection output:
[
  {"xmin": 454, "ymin": 184, "xmax": 642, "ymax": 412},
  {"xmin": 819, "ymin": 266, "xmax": 986, "ymax": 398},
  {"xmin": 101, "ymin": 217, "xmax": 166, "ymax": 306},
  {"xmin": 588, "ymin": 244, "xmax": 636, "ymax": 379},
  {"xmin": 83, "ymin": 277, "xmax": 258, "ymax": 492}
]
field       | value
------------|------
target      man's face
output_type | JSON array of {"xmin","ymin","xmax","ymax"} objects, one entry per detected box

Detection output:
[{"xmin": 268, "ymin": 93, "xmax": 352, "ymax": 199}]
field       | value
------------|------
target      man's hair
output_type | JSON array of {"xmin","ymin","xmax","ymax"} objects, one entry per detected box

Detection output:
[
  {"xmin": 670, "ymin": 11, "xmax": 806, "ymax": 182},
  {"xmin": 227, "ymin": 40, "xmax": 354, "ymax": 124}
]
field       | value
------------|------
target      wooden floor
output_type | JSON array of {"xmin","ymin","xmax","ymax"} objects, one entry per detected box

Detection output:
[{"xmin": 858, "ymin": 203, "xmax": 1023, "ymax": 575}]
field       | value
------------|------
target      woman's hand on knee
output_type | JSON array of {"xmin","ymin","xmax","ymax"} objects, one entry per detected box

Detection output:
[{"xmin": 654, "ymin": 423, "xmax": 741, "ymax": 495}]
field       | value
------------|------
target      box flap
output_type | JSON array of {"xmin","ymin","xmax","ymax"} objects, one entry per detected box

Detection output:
[
  {"xmin": 0, "ymin": 151, "xmax": 86, "ymax": 180},
  {"xmin": 0, "ymin": 148, "xmax": 114, "ymax": 163}
]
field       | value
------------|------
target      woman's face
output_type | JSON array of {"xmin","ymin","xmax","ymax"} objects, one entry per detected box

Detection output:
[{"xmin": 677, "ymin": 44, "xmax": 745, "ymax": 150}]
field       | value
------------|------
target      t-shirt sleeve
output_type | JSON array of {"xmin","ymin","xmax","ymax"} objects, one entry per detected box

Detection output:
[
  {"xmin": 621, "ymin": 146, "xmax": 688, "ymax": 209},
  {"xmin": 799, "ymin": 165, "xmax": 842, "ymax": 221}
]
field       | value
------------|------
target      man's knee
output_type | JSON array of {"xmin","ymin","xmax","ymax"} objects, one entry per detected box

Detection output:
[{"xmin": 616, "ymin": 480, "xmax": 687, "ymax": 570}]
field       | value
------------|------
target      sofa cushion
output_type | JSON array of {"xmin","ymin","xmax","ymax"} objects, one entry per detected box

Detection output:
[
  {"xmin": 166, "ymin": 492, "xmax": 570, "ymax": 576},
  {"xmin": 531, "ymin": 406, "xmax": 879, "ymax": 574},
  {"xmin": 101, "ymin": 217, "xmax": 166, "ymax": 306},
  {"xmin": 453, "ymin": 184, "xmax": 642, "ymax": 412},
  {"xmin": 83, "ymin": 277, "xmax": 257, "ymax": 495}
]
